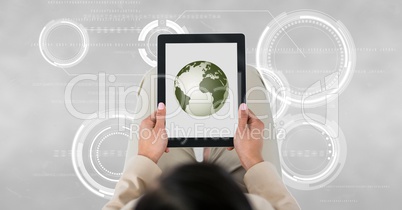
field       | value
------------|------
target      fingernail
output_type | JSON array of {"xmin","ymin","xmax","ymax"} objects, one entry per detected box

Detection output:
[
  {"xmin": 240, "ymin": 103, "xmax": 247, "ymax": 110},
  {"xmin": 158, "ymin": 102, "xmax": 165, "ymax": 110}
]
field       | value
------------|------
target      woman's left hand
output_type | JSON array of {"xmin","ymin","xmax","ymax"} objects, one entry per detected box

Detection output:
[{"xmin": 137, "ymin": 102, "xmax": 169, "ymax": 163}]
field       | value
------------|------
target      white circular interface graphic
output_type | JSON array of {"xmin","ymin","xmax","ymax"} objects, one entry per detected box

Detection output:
[
  {"xmin": 72, "ymin": 113, "xmax": 133, "ymax": 198},
  {"xmin": 256, "ymin": 10, "xmax": 356, "ymax": 107},
  {"xmin": 138, "ymin": 20, "xmax": 188, "ymax": 67},
  {"xmin": 39, "ymin": 19, "xmax": 89, "ymax": 68},
  {"xmin": 277, "ymin": 115, "xmax": 347, "ymax": 190}
]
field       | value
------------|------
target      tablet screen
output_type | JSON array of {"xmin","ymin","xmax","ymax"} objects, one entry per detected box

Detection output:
[{"xmin": 165, "ymin": 43, "xmax": 238, "ymax": 138}]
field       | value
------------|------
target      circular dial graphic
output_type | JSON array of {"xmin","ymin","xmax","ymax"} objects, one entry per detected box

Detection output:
[
  {"xmin": 174, "ymin": 61, "xmax": 229, "ymax": 116},
  {"xmin": 277, "ymin": 115, "xmax": 347, "ymax": 190},
  {"xmin": 72, "ymin": 113, "xmax": 133, "ymax": 199},
  {"xmin": 138, "ymin": 20, "xmax": 188, "ymax": 67},
  {"xmin": 39, "ymin": 19, "xmax": 89, "ymax": 68},
  {"xmin": 256, "ymin": 10, "xmax": 356, "ymax": 107}
]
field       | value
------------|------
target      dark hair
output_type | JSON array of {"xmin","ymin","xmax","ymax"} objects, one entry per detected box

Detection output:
[{"xmin": 135, "ymin": 162, "xmax": 253, "ymax": 210}]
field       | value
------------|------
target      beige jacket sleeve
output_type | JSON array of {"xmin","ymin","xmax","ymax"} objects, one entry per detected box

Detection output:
[
  {"xmin": 244, "ymin": 161, "xmax": 300, "ymax": 210},
  {"xmin": 102, "ymin": 155, "xmax": 161, "ymax": 210}
]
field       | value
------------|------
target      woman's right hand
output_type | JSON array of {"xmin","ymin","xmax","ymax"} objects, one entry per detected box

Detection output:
[{"xmin": 230, "ymin": 103, "xmax": 264, "ymax": 170}]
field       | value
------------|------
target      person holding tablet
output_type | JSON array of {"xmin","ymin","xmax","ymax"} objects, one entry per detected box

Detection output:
[{"xmin": 103, "ymin": 34, "xmax": 300, "ymax": 209}]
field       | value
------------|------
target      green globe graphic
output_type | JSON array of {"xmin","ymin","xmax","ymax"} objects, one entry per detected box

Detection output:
[{"xmin": 174, "ymin": 61, "xmax": 229, "ymax": 116}]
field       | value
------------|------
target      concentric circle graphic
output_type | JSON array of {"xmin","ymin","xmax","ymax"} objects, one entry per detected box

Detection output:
[
  {"xmin": 256, "ymin": 10, "xmax": 356, "ymax": 107},
  {"xmin": 277, "ymin": 114, "xmax": 347, "ymax": 190},
  {"xmin": 138, "ymin": 20, "xmax": 188, "ymax": 67},
  {"xmin": 39, "ymin": 19, "xmax": 89, "ymax": 68},
  {"xmin": 72, "ymin": 113, "xmax": 133, "ymax": 199}
]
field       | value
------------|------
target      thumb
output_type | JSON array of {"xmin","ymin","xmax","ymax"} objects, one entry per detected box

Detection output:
[
  {"xmin": 238, "ymin": 103, "xmax": 248, "ymax": 131},
  {"xmin": 155, "ymin": 102, "xmax": 166, "ymax": 129}
]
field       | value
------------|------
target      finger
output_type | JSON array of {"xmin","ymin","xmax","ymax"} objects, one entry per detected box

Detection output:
[
  {"xmin": 155, "ymin": 102, "xmax": 166, "ymax": 129},
  {"xmin": 141, "ymin": 114, "xmax": 156, "ymax": 129},
  {"xmin": 238, "ymin": 103, "xmax": 248, "ymax": 131},
  {"xmin": 165, "ymin": 148, "xmax": 170, "ymax": 153},
  {"xmin": 247, "ymin": 109, "xmax": 258, "ymax": 123},
  {"xmin": 150, "ymin": 110, "xmax": 157, "ymax": 123},
  {"xmin": 227, "ymin": 147, "xmax": 234, "ymax": 151},
  {"xmin": 247, "ymin": 109, "xmax": 264, "ymax": 130},
  {"xmin": 247, "ymin": 109, "xmax": 258, "ymax": 120}
]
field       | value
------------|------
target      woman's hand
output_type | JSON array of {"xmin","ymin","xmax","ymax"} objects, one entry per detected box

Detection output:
[
  {"xmin": 230, "ymin": 103, "xmax": 264, "ymax": 170},
  {"xmin": 138, "ymin": 102, "xmax": 169, "ymax": 163}
]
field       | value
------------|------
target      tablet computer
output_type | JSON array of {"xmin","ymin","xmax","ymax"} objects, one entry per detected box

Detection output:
[{"xmin": 157, "ymin": 34, "xmax": 245, "ymax": 147}]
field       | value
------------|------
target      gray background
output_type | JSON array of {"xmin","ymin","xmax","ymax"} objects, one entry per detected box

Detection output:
[{"xmin": 1, "ymin": 0, "xmax": 401, "ymax": 209}]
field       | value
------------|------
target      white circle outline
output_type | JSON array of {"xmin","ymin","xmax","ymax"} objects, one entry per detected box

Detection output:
[
  {"xmin": 277, "ymin": 115, "xmax": 347, "ymax": 190},
  {"xmin": 138, "ymin": 20, "xmax": 188, "ymax": 67},
  {"xmin": 39, "ymin": 19, "xmax": 89, "ymax": 68},
  {"xmin": 90, "ymin": 130, "xmax": 129, "ymax": 181},
  {"xmin": 71, "ymin": 113, "xmax": 134, "ymax": 198},
  {"xmin": 256, "ymin": 10, "xmax": 356, "ymax": 108}
]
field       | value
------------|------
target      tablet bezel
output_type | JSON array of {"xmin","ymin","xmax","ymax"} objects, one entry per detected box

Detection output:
[{"xmin": 157, "ymin": 33, "xmax": 245, "ymax": 147}]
